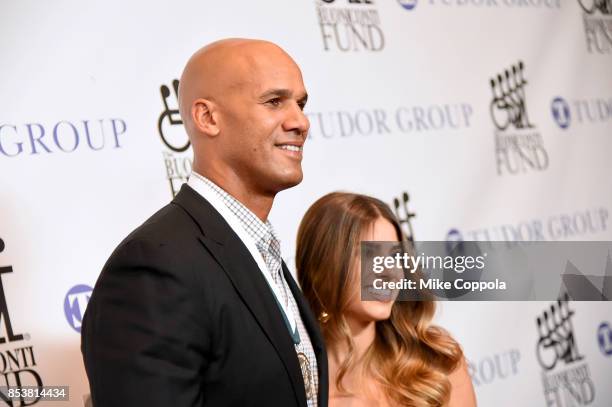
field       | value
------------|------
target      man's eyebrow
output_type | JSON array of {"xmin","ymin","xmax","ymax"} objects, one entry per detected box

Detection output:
[
  {"xmin": 259, "ymin": 89, "xmax": 308, "ymax": 103},
  {"xmin": 259, "ymin": 89, "xmax": 291, "ymax": 100}
]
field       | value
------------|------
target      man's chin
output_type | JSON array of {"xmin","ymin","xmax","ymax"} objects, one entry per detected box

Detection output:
[
  {"xmin": 273, "ymin": 171, "xmax": 304, "ymax": 192},
  {"xmin": 281, "ymin": 175, "xmax": 304, "ymax": 190}
]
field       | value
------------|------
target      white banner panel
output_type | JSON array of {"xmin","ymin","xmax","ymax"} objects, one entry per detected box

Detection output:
[{"xmin": 1, "ymin": 0, "xmax": 611, "ymax": 405}]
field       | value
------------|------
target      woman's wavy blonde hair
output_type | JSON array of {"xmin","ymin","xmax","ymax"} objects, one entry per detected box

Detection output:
[{"xmin": 296, "ymin": 192, "xmax": 463, "ymax": 406}]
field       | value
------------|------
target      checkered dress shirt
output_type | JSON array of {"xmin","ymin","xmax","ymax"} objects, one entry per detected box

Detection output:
[{"xmin": 191, "ymin": 173, "xmax": 318, "ymax": 406}]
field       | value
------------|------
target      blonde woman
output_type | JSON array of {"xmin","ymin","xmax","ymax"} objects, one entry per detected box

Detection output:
[{"xmin": 296, "ymin": 192, "xmax": 476, "ymax": 407}]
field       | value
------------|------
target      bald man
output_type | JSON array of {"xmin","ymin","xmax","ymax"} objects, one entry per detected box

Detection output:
[{"xmin": 81, "ymin": 39, "xmax": 328, "ymax": 407}]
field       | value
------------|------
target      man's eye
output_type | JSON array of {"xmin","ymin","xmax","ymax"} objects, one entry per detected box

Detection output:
[
  {"xmin": 267, "ymin": 98, "xmax": 281, "ymax": 106},
  {"xmin": 298, "ymin": 102, "xmax": 306, "ymax": 111}
]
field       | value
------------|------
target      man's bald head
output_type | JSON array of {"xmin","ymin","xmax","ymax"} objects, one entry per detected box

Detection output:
[
  {"xmin": 176, "ymin": 38, "xmax": 309, "ymax": 215},
  {"xmin": 178, "ymin": 38, "xmax": 299, "ymax": 140}
]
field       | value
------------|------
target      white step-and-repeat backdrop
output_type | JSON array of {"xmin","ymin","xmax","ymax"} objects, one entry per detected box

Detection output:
[{"xmin": 1, "ymin": 0, "xmax": 611, "ymax": 405}]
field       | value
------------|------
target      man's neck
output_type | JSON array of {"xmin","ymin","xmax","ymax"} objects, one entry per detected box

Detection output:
[{"xmin": 193, "ymin": 165, "xmax": 274, "ymax": 222}]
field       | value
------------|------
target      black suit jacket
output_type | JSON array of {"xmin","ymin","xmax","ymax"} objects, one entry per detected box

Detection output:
[{"xmin": 82, "ymin": 184, "xmax": 328, "ymax": 406}]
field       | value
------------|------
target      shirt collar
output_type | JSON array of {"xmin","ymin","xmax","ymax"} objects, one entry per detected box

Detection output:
[{"xmin": 188, "ymin": 172, "xmax": 279, "ymax": 250}]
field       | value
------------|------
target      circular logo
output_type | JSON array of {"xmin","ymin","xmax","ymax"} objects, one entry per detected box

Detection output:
[
  {"xmin": 551, "ymin": 97, "xmax": 571, "ymax": 129},
  {"xmin": 446, "ymin": 228, "xmax": 463, "ymax": 243},
  {"xmin": 445, "ymin": 228, "xmax": 464, "ymax": 255},
  {"xmin": 64, "ymin": 284, "xmax": 93, "ymax": 333},
  {"xmin": 397, "ymin": 0, "xmax": 418, "ymax": 10},
  {"xmin": 598, "ymin": 322, "xmax": 612, "ymax": 356}
]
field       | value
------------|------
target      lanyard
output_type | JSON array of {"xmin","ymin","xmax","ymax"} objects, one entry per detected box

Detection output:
[{"xmin": 269, "ymin": 282, "xmax": 301, "ymax": 345}]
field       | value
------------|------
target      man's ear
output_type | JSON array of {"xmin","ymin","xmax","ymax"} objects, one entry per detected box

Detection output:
[{"xmin": 192, "ymin": 98, "xmax": 220, "ymax": 136}]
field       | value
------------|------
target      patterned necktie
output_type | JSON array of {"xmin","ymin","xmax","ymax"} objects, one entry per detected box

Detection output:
[{"xmin": 258, "ymin": 234, "xmax": 288, "ymax": 306}]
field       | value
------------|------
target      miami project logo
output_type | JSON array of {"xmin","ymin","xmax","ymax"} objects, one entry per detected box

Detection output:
[
  {"xmin": 489, "ymin": 61, "xmax": 549, "ymax": 175},
  {"xmin": 157, "ymin": 79, "xmax": 192, "ymax": 197},
  {"xmin": 392, "ymin": 191, "xmax": 416, "ymax": 242},
  {"xmin": 535, "ymin": 294, "xmax": 595, "ymax": 406},
  {"xmin": 578, "ymin": 0, "xmax": 612, "ymax": 54}
]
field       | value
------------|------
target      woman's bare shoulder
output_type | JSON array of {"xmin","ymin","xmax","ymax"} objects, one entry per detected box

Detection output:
[
  {"xmin": 329, "ymin": 395, "xmax": 387, "ymax": 407},
  {"xmin": 447, "ymin": 357, "xmax": 477, "ymax": 407}
]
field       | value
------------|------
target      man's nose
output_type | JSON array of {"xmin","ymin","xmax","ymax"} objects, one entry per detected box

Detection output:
[{"xmin": 282, "ymin": 102, "xmax": 310, "ymax": 137}]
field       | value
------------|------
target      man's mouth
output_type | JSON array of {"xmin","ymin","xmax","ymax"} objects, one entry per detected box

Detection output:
[{"xmin": 277, "ymin": 144, "xmax": 303, "ymax": 152}]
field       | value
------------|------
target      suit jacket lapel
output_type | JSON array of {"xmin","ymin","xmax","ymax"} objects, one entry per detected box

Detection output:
[
  {"xmin": 283, "ymin": 262, "xmax": 329, "ymax": 407},
  {"xmin": 172, "ymin": 184, "xmax": 307, "ymax": 407}
]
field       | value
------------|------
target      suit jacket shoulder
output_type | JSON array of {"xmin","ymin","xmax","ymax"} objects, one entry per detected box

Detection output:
[{"xmin": 82, "ymin": 184, "xmax": 328, "ymax": 407}]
